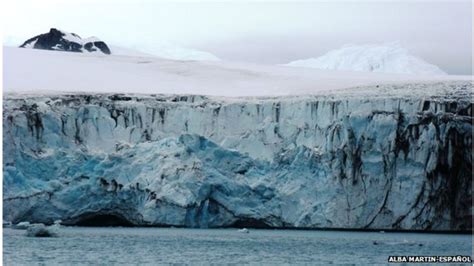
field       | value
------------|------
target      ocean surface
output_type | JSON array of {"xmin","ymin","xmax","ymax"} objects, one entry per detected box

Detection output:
[{"xmin": 3, "ymin": 227, "xmax": 472, "ymax": 265}]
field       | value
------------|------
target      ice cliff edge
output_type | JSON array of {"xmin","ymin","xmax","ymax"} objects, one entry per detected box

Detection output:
[{"xmin": 3, "ymin": 81, "xmax": 472, "ymax": 231}]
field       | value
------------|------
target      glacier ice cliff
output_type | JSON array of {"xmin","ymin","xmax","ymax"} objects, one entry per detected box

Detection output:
[{"xmin": 3, "ymin": 81, "xmax": 472, "ymax": 231}]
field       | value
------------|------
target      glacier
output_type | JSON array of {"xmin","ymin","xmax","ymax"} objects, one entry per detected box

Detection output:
[{"xmin": 3, "ymin": 81, "xmax": 472, "ymax": 231}]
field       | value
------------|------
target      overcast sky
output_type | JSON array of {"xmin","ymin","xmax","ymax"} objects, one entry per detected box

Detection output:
[{"xmin": 3, "ymin": 0, "xmax": 472, "ymax": 74}]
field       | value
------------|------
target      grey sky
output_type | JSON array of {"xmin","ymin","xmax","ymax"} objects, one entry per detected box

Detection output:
[{"xmin": 3, "ymin": 0, "xmax": 472, "ymax": 74}]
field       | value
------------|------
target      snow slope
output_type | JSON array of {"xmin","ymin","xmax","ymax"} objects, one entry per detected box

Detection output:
[
  {"xmin": 286, "ymin": 43, "xmax": 447, "ymax": 75},
  {"xmin": 108, "ymin": 43, "xmax": 220, "ymax": 61},
  {"xmin": 125, "ymin": 43, "xmax": 220, "ymax": 61},
  {"xmin": 4, "ymin": 46, "xmax": 468, "ymax": 96}
]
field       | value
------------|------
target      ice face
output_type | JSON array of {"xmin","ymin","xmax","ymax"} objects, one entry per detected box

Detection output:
[{"xmin": 3, "ymin": 81, "xmax": 472, "ymax": 231}]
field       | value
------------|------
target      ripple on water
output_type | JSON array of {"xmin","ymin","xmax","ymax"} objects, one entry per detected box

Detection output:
[{"xmin": 3, "ymin": 227, "xmax": 472, "ymax": 265}]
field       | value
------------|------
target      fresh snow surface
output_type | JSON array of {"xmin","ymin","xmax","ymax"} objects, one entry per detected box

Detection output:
[
  {"xmin": 60, "ymin": 31, "xmax": 84, "ymax": 44},
  {"xmin": 108, "ymin": 45, "xmax": 156, "ymax": 57},
  {"xmin": 109, "ymin": 43, "xmax": 220, "ymax": 61},
  {"xmin": 132, "ymin": 43, "xmax": 221, "ymax": 61},
  {"xmin": 4, "ymin": 47, "xmax": 470, "ymax": 97},
  {"xmin": 286, "ymin": 43, "xmax": 447, "ymax": 75}
]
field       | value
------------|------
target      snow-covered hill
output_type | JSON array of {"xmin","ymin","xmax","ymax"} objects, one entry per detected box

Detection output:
[
  {"xmin": 17, "ymin": 28, "xmax": 219, "ymax": 61},
  {"xmin": 4, "ymin": 46, "xmax": 467, "ymax": 96},
  {"xmin": 286, "ymin": 43, "xmax": 447, "ymax": 75}
]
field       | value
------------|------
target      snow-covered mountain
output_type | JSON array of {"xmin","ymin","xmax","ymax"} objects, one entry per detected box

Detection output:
[
  {"xmin": 286, "ymin": 43, "xmax": 447, "ymax": 75},
  {"xmin": 3, "ymin": 81, "xmax": 472, "ymax": 231},
  {"xmin": 20, "ymin": 28, "xmax": 111, "ymax": 54},
  {"xmin": 18, "ymin": 28, "xmax": 219, "ymax": 61}
]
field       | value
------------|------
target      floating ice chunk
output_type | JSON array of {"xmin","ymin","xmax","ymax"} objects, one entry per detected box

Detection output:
[
  {"xmin": 13, "ymin": 221, "xmax": 31, "ymax": 230},
  {"xmin": 26, "ymin": 224, "xmax": 58, "ymax": 237},
  {"xmin": 238, "ymin": 228, "xmax": 250, "ymax": 234},
  {"xmin": 373, "ymin": 239, "xmax": 422, "ymax": 246}
]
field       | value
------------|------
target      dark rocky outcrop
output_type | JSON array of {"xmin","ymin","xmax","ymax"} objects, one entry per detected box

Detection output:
[{"xmin": 20, "ymin": 28, "xmax": 111, "ymax": 54}]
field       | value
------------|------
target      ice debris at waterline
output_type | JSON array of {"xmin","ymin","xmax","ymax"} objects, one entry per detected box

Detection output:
[
  {"xmin": 12, "ymin": 221, "xmax": 31, "ymax": 230},
  {"xmin": 3, "ymin": 81, "xmax": 472, "ymax": 231},
  {"xmin": 26, "ymin": 224, "xmax": 58, "ymax": 237},
  {"xmin": 3, "ymin": 221, "xmax": 12, "ymax": 228},
  {"xmin": 238, "ymin": 228, "xmax": 250, "ymax": 234},
  {"xmin": 372, "ymin": 240, "xmax": 422, "ymax": 247}
]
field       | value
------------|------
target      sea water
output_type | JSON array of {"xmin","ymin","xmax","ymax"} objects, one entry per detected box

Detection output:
[{"xmin": 3, "ymin": 227, "xmax": 472, "ymax": 265}]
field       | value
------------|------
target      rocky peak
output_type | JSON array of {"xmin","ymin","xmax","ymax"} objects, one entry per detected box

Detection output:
[{"xmin": 20, "ymin": 28, "xmax": 111, "ymax": 54}]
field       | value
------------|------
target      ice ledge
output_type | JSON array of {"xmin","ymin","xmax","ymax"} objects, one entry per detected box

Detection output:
[{"xmin": 4, "ymin": 81, "xmax": 473, "ymax": 103}]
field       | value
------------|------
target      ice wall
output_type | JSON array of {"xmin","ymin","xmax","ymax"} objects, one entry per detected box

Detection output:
[{"xmin": 3, "ymin": 82, "xmax": 472, "ymax": 231}]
